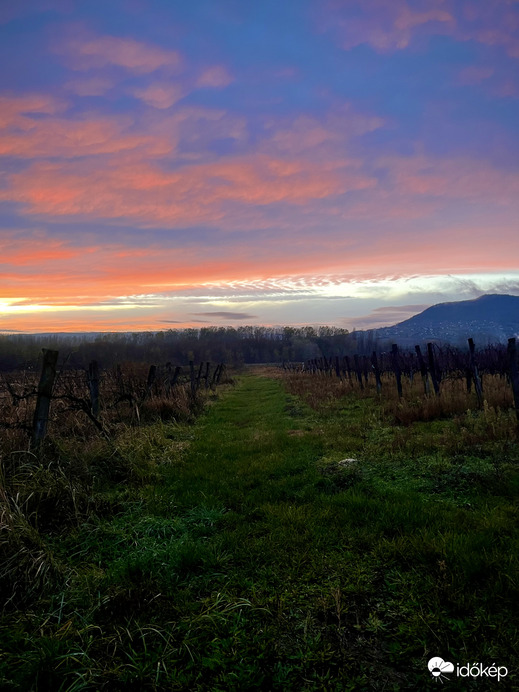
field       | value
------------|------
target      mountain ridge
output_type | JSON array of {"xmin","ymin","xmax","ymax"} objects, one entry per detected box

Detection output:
[{"xmin": 375, "ymin": 294, "xmax": 519, "ymax": 345}]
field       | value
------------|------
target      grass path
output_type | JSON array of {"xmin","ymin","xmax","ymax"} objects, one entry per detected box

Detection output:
[{"xmin": 2, "ymin": 373, "xmax": 519, "ymax": 691}]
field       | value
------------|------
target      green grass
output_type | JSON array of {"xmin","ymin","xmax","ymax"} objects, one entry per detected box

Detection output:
[{"xmin": 1, "ymin": 373, "xmax": 518, "ymax": 690}]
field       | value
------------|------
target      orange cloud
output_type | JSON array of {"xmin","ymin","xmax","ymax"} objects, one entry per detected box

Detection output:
[
  {"xmin": 2, "ymin": 224, "xmax": 518, "ymax": 335},
  {"xmin": 0, "ymin": 154, "xmax": 376, "ymax": 224},
  {"xmin": 0, "ymin": 234, "xmax": 78, "ymax": 266},
  {"xmin": 0, "ymin": 115, "xmax": 172, "ymax": 158}
]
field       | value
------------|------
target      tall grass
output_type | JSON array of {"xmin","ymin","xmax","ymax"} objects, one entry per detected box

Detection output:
[{"xmin": 283, "ymin": 371, "xmax": 518, "ymax": 441}]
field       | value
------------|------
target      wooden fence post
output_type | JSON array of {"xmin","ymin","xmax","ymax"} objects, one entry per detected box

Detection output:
[
  {"xmin": 211, "ymin": 364, "xmax": 220, "ymax": 388},
  {"xmin": 468, "ymin": 338, "xmax": 483, "ymax": 407},
  {"xmin": 143, "ymin": 364, "xmax": 157, "ymax": 401},
  {"xmin": 371, "ymin": 351, "xmax": 382, "ymax": 393},
  {"xmin": 507, "ymin": 338, "xmax": 519, "ymax": 420},
  {"xmin": 88, "ymin": 360, "xmax": 100, "ymax": 418},
  {"xmin": 204, "ymin": 361, "xmax": 210, "ymax": 389},
  {"xmin": 344, "ymin": 356, "xmax": 352, "ymax": 384},
  {"xmin": 32, "ymin": 349, "xmax": 59, "ymax": 449},
  {"xmin": 164, "ymin": 362, "xmax": 172, "ymax": 396},
  {"xmin": 353, "ymin": 354, "xmax": 364, "ymax": 390},
  {"xmin": 391, "ymin": 344, "xmax": 403, "ymax": 398},
  {"xmin": 362, "ymin": 355, "xmax": 370, "ymax": 386},
  {"xmin": 170, "ymin": 366, "xmax": 181, "ymax": 392},
  {"xmin": 415, "ymin": 345, "xmax": 430, "ymax": 395},
  {"xmin": 196, "ymin": 362, "xmax": 204, "ymax": 389},
  {"xmin": 189, "ymin": 360, "xmax": 196, "ymax": 397},
  {"xmin": 427, "ymin": 343, "xmax": 440, "ymax": 395},
  {"xmin": 466, "ymin": 366, "xmax": 473, "ymax": 393}
]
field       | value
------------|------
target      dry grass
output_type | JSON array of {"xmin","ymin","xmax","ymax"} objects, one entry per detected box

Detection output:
[{"xmin": 282, "ymin": 370, "xmax": 518, "ymax": 448}]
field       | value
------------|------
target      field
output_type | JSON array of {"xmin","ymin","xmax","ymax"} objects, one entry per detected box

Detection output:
[{"xmin": 1, "ymin": 366, "xmax": 519, "ymax": 690}]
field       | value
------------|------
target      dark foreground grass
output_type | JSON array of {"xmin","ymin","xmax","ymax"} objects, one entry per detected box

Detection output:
[{"xmin": 1, "ymin": 373, "xmax": 519, "ymax": 690}]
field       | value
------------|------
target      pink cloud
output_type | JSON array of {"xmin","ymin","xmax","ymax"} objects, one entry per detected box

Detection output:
[
  {"xmin": 459, "ymin": 1, "xmax": 519, "ymax": 59},
  {"xmin": 321, "ymin": 0, "xmax": 519, "ymax": 57},
  {"xmin": 379, "ymin": 153, "xmax": 519, "ymax": 201},
  {"xmin": 64, "ymin": 76, "xmax": 115, "ymax": 96},
  {"xmin": 0, "ymin": 94, "xmax": 66, "ymax": 128},
  {"xmin": 262, "ymin": 107, "xmax": 385, "ymax": 157},
  {"xmin": 196, "ymin": 66, "xmax": 234, "ymax": 88},
  {"xmin": 131, "ymin": 82, "xmax": 186, "ymax": 108},
  {"xmin": 0, "ymin": 112, "xmax": 172, "ymax": 158},
  {"xmin": 0, "ymin": 154, "xmax": 376, "ymax": 224},
  {"xmin": 60, "ymin": 32, "xmax": 183, "ymax": 73},
  {"xmin": 495, "ymin": 80, "xmax": 519, "ymax": 97},
  {"xmin": 322, "ymin": 0, "xmax": 454, "ymax": 53}
]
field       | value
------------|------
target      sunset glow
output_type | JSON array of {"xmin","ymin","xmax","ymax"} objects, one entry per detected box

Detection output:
[{"xmin": 1, "ymin": 1, "xmax": 518, "ymax": 332}]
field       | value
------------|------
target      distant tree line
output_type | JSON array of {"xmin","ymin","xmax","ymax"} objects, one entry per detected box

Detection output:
[{"xmin": 0, "ymin": 326, "xmax": 371, "ymax": 371}]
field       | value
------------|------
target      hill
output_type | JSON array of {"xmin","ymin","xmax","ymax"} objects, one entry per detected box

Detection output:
[{"xmin": 376, "ymin": 294, "xmax": 519, "ymax": 345}]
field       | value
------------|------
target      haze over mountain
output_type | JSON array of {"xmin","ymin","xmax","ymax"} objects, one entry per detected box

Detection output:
[{"xmin": 375, "ymin": 295, "xmax": 519, "ymax": 346}]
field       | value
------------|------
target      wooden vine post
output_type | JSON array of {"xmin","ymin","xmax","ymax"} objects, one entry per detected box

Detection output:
[
  {"xmin": 468, "ymin": 338, "xmax": 483, "ymax": 407},
  {"xmin": 415, "ymin": 345, "xmax": 430, "ymax": 395},
  {"xmin": 391, "ymin": 344, "xmax": 403, "ymax": 398},
  {"xmin": 427, "ymin": 343, "xmax": 440, "ymax": 395},
  {"xmin": 371, "ymin": 351, "xmax": 382, "ymax": 394},
  {"xmin": 196, "ymin": 361, "xmax": 204, "ymax": 389},
  {"xmin": 170, "ymin": 366, "xmax": 181, "ymax": 389},
  {"xmin": 353, "ymin": 354, "xmax": 364, "ymax": 390},
  {"xmin": 32, "ymin": 349, "xmax": 59, "ymax": 450},
  {"xmin": 189, "ymin": 360, "xmax": 196, "ymax": 398},
  {"xmin": 88, "ymin": 360, "xmax": 100, "ymax": 418},
  {"xmin": 507, "ymin": 338, "xmax": 519, "ymax": 420},
  {"xmin": 143, "ymin": 364, "xmax": 157, "ymax": 401}
]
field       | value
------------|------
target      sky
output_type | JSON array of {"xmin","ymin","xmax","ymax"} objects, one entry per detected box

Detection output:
[{"xmin": 1, "ymin": 0, "xmax": 518, "ymax": 333}]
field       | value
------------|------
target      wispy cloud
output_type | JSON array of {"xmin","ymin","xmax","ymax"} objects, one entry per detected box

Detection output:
[
  {"xmin": 58, "ymin": 31, "xmax": 183, "ymax": 73},
  {"xmin": 345, "ymin": 304, "xmax": 431, "ymax": 329},
  {"xmin": 196, "ymin": 65, "xmax": 233, "ymax": 88},
  {"xmin": 191, "ymin": 311, "xmax": 257, "ymax": 320},
  {"xmin": 131, "ymin": 82, "xmax": 186, "ymax": 108},
  {"xmin": 319, "ymin": 0, "xmax": 454, "ymax": 53},
  {"xmin": 0, "ymin": 112, "xmax": 171, "ymax": 158},
  {"xmin": 64, "ymin": 76, "xmax": 115, "ymax": 96},
  {"xmin": 0, "ymin": 153, "xmax": 375, "ymax": 223}
]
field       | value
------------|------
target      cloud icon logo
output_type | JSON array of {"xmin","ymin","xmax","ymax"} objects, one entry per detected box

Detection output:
[{"xmin": 428, "ymin": 657, "xmax": 455, "ymax": 678}]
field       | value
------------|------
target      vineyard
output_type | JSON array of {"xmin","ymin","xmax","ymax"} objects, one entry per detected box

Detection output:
[
  {"xmin": 1, "ymin": 339, "xmax": 519, "ymax": 689},
  {"xmin": 283, "ymin": 337, "xmax": 519, "ymax": 424},
  {"xmin": 0, "ymin": 352, "xmax": 227, "ymax": 452}
]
